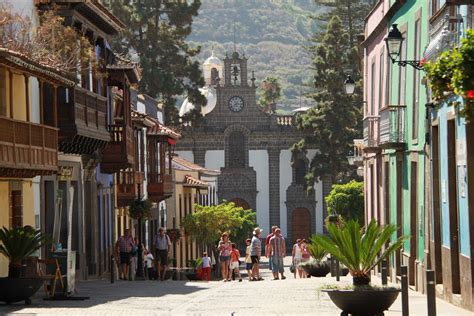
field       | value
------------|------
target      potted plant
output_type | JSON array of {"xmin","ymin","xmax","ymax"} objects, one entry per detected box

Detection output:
[
  {"xmin": 299, "ymin": 237, "xmax": 330, "ymax": 277},
  {"xmin": 0, "ymin": 226, "xmax": 51, "ymax": 305},
  {"xmin": 184, "ymin": 258, "xmax": 203, "ymax": 281},
  {"xmin": 312, "ymin": 220, "xmax": 407, "ymax": 316}
]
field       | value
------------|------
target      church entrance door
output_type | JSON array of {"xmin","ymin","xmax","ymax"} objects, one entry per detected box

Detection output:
[
  {"xmin": 292, "ymin": 208, "xmax": 311, "ymax": 243},
  {"xmin": 229, "ymin": 198, "xmax": 250, "ymax": 210}
]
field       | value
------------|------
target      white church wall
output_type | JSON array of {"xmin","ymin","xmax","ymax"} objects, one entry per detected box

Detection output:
[
  {"xmin": 307, "ymin": 150, "xmax": 324, "ymax": 234},
  {"xmin": 249, "ymin": 150, "xmax": 269, "ymax": 234},
  {"xmin": 175, "ymin": 151, "xmax": 194, "ymax": 163},
  {"xmin": 205, "ymin": 150, "xmax": 224, "ymax": 171},
  {"xmin": 279, "ymin": 149, "xmax": 292, "ymax": 237}
]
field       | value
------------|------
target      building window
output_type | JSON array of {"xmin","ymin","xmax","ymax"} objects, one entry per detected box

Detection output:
[
  {"xmin": 379, "ymin": 48, "xmax": 384, "ymax": 109},
  {"xmin": 370, "ymin": 59, "xmax": 376, "ymax": 115},
  {"xmin": 412, "ymin": 19, "xmax": 421, "ymax": 140},
  {"xmin": 227, "ymin": 131, "xmax": 245, "ymax": 168},
  {"xmin": 0, "ymin": 67, "xmax": 7, "ymax": 116},
  {"xmin": 294, "ymin": 159, "xmax": 307, "ymax": 185},
  {"xmin": 10, "ymin": 190, "xmax": 22, "ymax": 228}
]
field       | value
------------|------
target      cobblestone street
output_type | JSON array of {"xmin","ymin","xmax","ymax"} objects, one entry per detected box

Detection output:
[{"xmin": 1, "ymin": 258, "xmax": 472, "ymax": 316}]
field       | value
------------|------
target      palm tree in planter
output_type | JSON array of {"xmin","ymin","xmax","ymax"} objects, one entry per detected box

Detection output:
[
  {"xmin": 0, "ymin": 226, "xmax": 51, "ymax": 304},
  {"xmin": 299, "ymin": 237, "xmax": 330, "ymax": 277},
  {"xmin": 312, "ymin": 220, "xmax": 407, "ymax": 316}
]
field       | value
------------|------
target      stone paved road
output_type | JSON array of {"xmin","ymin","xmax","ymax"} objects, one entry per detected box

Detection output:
[{"xmin": 1, "ymin": 257, "xmax": 472, "ymax": 316}]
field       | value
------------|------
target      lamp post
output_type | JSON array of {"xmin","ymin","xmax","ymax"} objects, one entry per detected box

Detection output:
[
  {"xmin": 385, "ymin": 24, "xmax": 423, "ymax": 70},
  {"xmin": 344, "ymin": 75, "xmax": 356, "ymax": 96}
]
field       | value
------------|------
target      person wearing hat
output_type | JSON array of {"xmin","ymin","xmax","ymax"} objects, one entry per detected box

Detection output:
[{"xmin": 250, "ymin": 227, "xmax": 263, "ymax": 281}]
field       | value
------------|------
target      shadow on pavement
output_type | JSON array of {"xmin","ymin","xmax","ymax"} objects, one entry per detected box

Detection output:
[{"xmin": 0, "ymin": 279, "xmax": 209, "ymax": 313}]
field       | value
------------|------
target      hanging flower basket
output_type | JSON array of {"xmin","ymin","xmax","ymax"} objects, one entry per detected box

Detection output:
[{"xmin": 128, "ymin": 199, "xmax": 152, "ymax": 220}]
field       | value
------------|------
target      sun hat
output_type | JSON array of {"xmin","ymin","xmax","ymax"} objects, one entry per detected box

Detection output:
[{"xmin": 253, "ymin": 227, "xmax": 263, "ymax": 235}]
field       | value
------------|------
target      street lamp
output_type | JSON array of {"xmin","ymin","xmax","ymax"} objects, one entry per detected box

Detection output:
[
  {"xmin": 385, "ymin": 24, "xmax": 423, "ymax": 70},
  {"xmin": 346, "ymin": 150, "xmax": 355, "ymax": 165},
  {"xmin": 344, "ymin": 75, "xmax": 356, "ymax": 96},
  {"xmin": 357, "ymin": 166, "xmax": 364, "ymax": 177}
]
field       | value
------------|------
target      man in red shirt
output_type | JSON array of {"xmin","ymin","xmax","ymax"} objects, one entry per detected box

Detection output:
[{"xmin": 265, "ymin": 226, "xmax": 278, "ymax": 271}]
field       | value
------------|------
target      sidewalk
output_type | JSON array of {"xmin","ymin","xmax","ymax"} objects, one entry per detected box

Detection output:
[{"xmin": 0, "ymin": 257, "xmax": 471, "ymax": 315}]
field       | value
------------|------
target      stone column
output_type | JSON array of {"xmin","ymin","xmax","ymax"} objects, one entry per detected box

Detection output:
[{"xmin": 268, "ymin": 148, "xmax": 280, "ymax": 230}]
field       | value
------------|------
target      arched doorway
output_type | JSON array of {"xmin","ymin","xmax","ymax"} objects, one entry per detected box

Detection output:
[
  {"xmin": 229, "ymin": 198, "xmax": 250, "ymax": 210},
  {"xmin": 292, "ymin": 208, "xmax": 311, "ymax": 242}
]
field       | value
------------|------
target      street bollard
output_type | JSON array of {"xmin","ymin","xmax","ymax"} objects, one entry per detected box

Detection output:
[
  {"xmin": 330, "ymin": 256, "xmax": 335, "ymax": 276},
  {"xmin": 426, "ymin": 270, "xmax": 437, "ymax": 316},
  {"xmin": 401, "ymin": 266, "xmax": 409, "ymax": 316},
  {"xmin": 381, "ymin": 259, "xmax": 387, "ymax": 285},
  {"xmin": 111, "ymin": 255, "xmax": 115, "ymax": 284},
  {"xmin": 335, "ymin": 259, "xmax": 340, "ymax": 281}
]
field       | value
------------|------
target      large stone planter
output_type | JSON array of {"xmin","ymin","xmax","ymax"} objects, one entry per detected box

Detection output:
[
  {"xmin": 0, "ymin": 277, "xmax": 42, "ymax": 305},
  {"xmin": 300, "ymin": 262, "xmax": 330, "ymax": 277},
  {"xmin": 322, "ymin": 287, "xmax": 400, "ymax": 316}
]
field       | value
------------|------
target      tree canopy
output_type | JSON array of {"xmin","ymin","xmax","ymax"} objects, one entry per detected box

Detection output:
[
  {"xmin": 325, "ymin": 180, "xmax": 364, "ymax": 224},
  {"xmin": 259, "ymin": 76, "xmax": 282, "ymax": 113},
  {"xmin": 181, "ymin": 201, "xmax": 257, "ymax": 247},
  {"xmin": 292, "ymin": 15, "xmax": 362, "ymax": 186},
  {"xmin": 106, "ymin": 0, "xmax": 206, "ymax": 126}
]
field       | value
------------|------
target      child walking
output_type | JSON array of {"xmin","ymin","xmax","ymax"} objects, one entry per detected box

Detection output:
[
  {"xmin": 201, "ymin": 251, "xmax": 211, "ymax": 282},
  {"xmin": 244, "ymin": 238, "xmax": 252, "ymax": 281},
  {"xmin": 230, "ymin": 243, "xmax": 242, "ymax": 282}
]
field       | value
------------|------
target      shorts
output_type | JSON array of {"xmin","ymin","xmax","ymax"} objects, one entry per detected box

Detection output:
[
  {"xmin": 246, "ymin": 262, "xmax": 253, "ymax": 270},
  {"xmin": 230, "ymin": 261, "xmax": 239, "ymax": 270},
  {"xmin": 220, "ymin": 255, "xmax": 230, "ymax": 263},
  {"xmin": 120, "ymin": 252, "xmax": 131, "ymax": 265},
  {"xmin": 251, "ymin": 255, "xmax": 259, "ymax": 264},
  {"xmin": 272, "ymin": 256, "xmax": 284, "ymax": 274},
  {"xmin": 155, "ymin": 249, "xmax": 168, "ymax": 265}
]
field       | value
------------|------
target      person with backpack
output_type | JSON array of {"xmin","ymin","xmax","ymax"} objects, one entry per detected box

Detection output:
[
  {"xmin": 115, "ymin": 229, "xmax": 135, "ymax": 281},
  {"xmin": 153, "ymin": 227, "xmax": 171, "ymax": 281}
]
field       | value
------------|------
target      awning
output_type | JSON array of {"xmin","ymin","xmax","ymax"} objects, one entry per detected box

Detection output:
[{"xmin": 183, "ymin": 175, "xmax": 209, "ymax": 189}]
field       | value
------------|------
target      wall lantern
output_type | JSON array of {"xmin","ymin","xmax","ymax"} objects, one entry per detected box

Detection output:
[{"xmin": 385, "ymin": 24, "xmax": 423, "ymax": 70}]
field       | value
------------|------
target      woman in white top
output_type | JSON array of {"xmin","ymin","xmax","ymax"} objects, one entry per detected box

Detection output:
[{"xmin": 292, "ymin": 239, "xmax": 304, "ymax": 278}]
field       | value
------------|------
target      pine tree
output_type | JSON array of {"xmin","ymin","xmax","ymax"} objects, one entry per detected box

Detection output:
[
  {"xmin": 313, "ymin": 0, "xmax": 374, "ymax": 47},
  {"xmin": 293, "ymin": 15, "xmax": 361, "ymax": 187},
  {"xmin": 106, "ymin": 0, "xmax": 206, "ymax": 126}
]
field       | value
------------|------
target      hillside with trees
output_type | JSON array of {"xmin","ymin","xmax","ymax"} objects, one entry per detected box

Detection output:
[{"xmin": 189, "ymin": 0, "xmax": 324, "ymax": 111}]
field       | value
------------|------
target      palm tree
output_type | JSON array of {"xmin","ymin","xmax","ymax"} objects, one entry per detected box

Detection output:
[
  {"xmin": 312, "ymin": 219, "xmax": 407, "ymax": 286},
  {"xmin": 0, "ymin": 226, "xmax": 50, "ymax": 278}
]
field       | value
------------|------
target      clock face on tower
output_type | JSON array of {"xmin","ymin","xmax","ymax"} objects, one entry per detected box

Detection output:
[{"xmin": 228, "ymin": 96, "xmax": 244, "ymax": 112}]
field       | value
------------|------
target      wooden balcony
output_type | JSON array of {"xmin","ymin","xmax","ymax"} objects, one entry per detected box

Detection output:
[
  {"xmin": 100, "ymin": 124, "xmax": 135, "ymax": 173},
  {"xmin": 379, "ymin": 105, "xmax": 406, "ymax": 151},
  {"xmin": 0, "ymin": 117, "xmax": 58, "ymax": 178},
  {"xmin": 57, "ymin": 86, "xmax": 110, "ymax": 154},
  {"xmin": 363, "ymin": 115, "xmax": 381, "ymax": 153},
  {"xmin": 148, "ymin": 173, "xmax": 173, "ymax": 202},
  {"xmin": 116, "ymin": 170, "xmax": 144, "ymax": 207}
]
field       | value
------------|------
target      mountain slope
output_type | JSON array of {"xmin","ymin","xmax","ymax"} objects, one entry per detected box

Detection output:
[{"xmin": 189, "ymin": 0, "xmax": 322, "ymax": 111}]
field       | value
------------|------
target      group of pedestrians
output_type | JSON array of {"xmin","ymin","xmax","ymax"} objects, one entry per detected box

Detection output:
[
  {"xmin": 115, "ymin": 227, "xmax": 171, "ymax": 281},
  {"xmin": 291, "ymin": 238, "xmax": 311, "ymax": 278}
]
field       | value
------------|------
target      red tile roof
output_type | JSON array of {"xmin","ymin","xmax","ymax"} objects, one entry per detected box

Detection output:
[{"xmin": 183, "ymin": 175, "xmax": 208, "ymax": 188}]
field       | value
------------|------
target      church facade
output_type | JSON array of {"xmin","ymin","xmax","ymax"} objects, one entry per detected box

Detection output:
[{"xmin": 176, "ymin": 51, "xmax": 327, "ymax": 242}]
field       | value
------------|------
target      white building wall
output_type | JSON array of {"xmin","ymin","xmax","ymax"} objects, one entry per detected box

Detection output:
[
  {"xmin": 279, "ymin": 150, "xmax": 292, "ymax": 237},
  {"xmin": 308, "ymin": 149, "xmax": 324, "ymax": 234},
  {"xmin": 249, "ymin": 150, "xmax": 269, "ymax": 234},
  {"xmin": 204, "ymin": 150, "xmax": 224, "ymax": 171},
  {"xmin": 175, "ymin": 151, "xmax": 194, "ymax": 163}
]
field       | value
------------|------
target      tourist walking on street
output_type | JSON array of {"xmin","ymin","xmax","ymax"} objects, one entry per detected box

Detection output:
[
  {"xmin": 250, "ymin": 227, "xmax": 263, "ymax": 281},
  {"xmin": 115, "ymin": 229, "xmax": 135, "ymax": 281},
  {"xmin": 244, "ymin": 238, "xmax": 253, "ymax": 281},
  {"xmin": 230, "ymin": 243, "xmax": 242, "ymax": 282},
  {"xmin": 129, "ymin": 238, "xmax": 138, "ymax": 281},
  {"xmin": 301, "ymin": 239, "xmax": 310, "ymax": 278},
  {"xmin": 218, "ymin": 232, "xmax": 232, "ymax": 281},
  {"xmin": 265, "ymin": 226, "xmax": 278, "ymax": 271},
  {"xmin": 292, "ymin": 239, "xmax": 304, "ymax": 278},
  {"xmin": 269, "ymin": 228, "xmax": 286, "ymax": 280},
  {"xmin": 145, "ymin": 249, "xmax": 155, "ymax": 280},
  {"xmin": 154, "ymin": 227, "xmax": 171, "ymax": 281},
  {"xmin": 201, "ymin": 251, "xmax": 211, "ymax": 282}
]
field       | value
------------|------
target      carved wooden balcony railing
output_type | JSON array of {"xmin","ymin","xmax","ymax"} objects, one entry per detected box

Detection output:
[
  {"xmin": 379, "ymin": 105, "xmax": 406, "ymax": 150},
  {"xmin": 57, "ymin": 86, "xmax": 110, "ymax": 154},
  {"xmin": 0, "ymin": 116, "xmax": 58, "ymax": 178},
  {"xmin": 100, "ymin": 123, "xmax": 135, "ymax": 173},
  {"xmin": 116, "ymin": 170, "xmax": 144, "ymax": 207},
  {"xmin": 148, "ymin": 173, "xmax": 173, "ymax": 202},
  {"xmin": 363, "ymin": 115, "xmax": 380, "ymax": 153}
]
